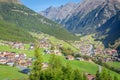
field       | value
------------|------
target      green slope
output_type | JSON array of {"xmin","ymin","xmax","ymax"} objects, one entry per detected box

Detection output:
[
  {"xmin": 0, "ymin": 20, "xmax": 35, "ymax": 42},
  {"xmin": 0, "ymin": 2, "xmax": 79, "ymax": 41},
  {"xmin": 0, "ymin": 65, "xmax": 28, "ymax": 80}
]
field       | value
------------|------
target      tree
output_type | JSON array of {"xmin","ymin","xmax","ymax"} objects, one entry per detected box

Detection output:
[
  {"xmin": 114, "ymin": 75, "xmax": 119, "ymax": 80},
  {"xmin": 96, "ymin": 70, "xmax": 100, "ymax": 80},
  {"xmin": 29, "ymin": 48, "xmax": 43, "ymax": 80}
]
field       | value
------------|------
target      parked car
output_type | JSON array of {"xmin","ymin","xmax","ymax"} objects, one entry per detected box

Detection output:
[{"xmin": 20, "ymin": 68, "xmax": 31, "ymax": 74}]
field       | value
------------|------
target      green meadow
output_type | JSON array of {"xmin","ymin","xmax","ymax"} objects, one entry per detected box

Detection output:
[
  {"xmin": 106, "ymin": 62, "xmax": 120, "ymax": 69},
  {"xmin": 0, "ymin": 65, "xmax": 28, "ymax": 80},
  {"xmin": 0, "ymin": 44, "xmax": 120, "ymax": 80}
]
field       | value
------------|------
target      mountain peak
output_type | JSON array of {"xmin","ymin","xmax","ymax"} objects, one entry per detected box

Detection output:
[{"xmin": 0, "ymin": 0, "xmax": 22, "ymax": 4}]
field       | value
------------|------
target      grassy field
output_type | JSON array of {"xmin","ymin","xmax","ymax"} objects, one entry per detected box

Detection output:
[
  {"xmin": 0, "ymin": 45, "xmax": 35, "ymax": 57},
  {"xmin": 0, "ymin": 65, "xmax": 28, "ymax": 80},
  {"xmin": 43, "ymin": 54, "xmax": 120, "ymax": 79},
  {"xmin": 106, "ymin": 62, "xmax": 120, "ymax": 69},
  {"xmin": 0, "ymin": 43, "xmax": 120, "ymax": 80},
  {"xmin": 0, "ymin": 55, "xmax": 120, "ymax": 80}
]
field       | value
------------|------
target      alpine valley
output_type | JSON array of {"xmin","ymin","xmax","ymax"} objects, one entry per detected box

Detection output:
[
  {"xmin": 0, "ymin": 0, "xmax": 120, "ymax": 80},
  {"xmin": 41, "ymin": 0, "xmax": 120, "ymax": 52}
]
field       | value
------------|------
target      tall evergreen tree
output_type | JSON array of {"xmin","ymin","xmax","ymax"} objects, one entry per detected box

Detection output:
[
  {"xmin": 96, "ymin": 70, "xmax": 100, "ymax": 80},
  {"xmin": 29, "ymin": 48, "xmax": 43, "ymax": 80}
]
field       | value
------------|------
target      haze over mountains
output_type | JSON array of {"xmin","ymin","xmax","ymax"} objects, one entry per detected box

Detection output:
[{"xmin": 41, "ymin": 0, "xmax": 120, "ymax": 50}]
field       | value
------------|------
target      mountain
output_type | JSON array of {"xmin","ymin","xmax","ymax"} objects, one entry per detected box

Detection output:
[
  {"xmin": 0, "ymin": 20, "xmax": 35, "ymax": 42},
  {"xmin": 96, "ymin": 11, "xmax": 120, "ymax": 52},
  {"xmin": 40, "ymin": 0, "xmax": 120, "ymax": 34},
  {"xmin": 40, "ymin": 2, "xmax": 78, "ymax": 24},
  {"xmin": 0, "ymin": 1, "xmax": 79, "ymax": 41},
  {"xmin": 41, "ymin": 0, "xmax": 120, "ymax": 51}
]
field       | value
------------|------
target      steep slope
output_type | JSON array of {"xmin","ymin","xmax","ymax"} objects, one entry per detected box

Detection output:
[
  {"xmin": 41, "ymin": 0, "xmax": 120, "ymax": 35},
  {"xmin": 96, "ymin": 11, "xmax": 120, "ymax": 51},
  {"xmin": 65, "ymin": 0, "xmax": 120, "ymax": 34},
  {"xmin": 0, "ymin": 2, "xmax": 79, "ymax": 41},
  {"xmin": 0, "ymin": 20, "xmax": 35, "ymax": 42},
  {"xmin": 40, "ymin": 2, "xmax": 77, "ymax": 23}
]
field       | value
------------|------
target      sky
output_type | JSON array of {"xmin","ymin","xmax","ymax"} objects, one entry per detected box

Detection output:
[{"xmin": 20, "ymin": 0, "xmax": 81, "ymax": 12}]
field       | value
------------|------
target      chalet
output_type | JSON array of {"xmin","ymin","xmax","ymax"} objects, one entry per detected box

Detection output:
[
  {"xmin": 54, "ymin": 49, "xmax": 62, "ymax": 56},
  {"xmin": 94, "ymin": 49, "xmax": 103, "ymax": 55},
  {"xmin": 6, "ymin": 60, "xmax": 14, "ymax": 66},
  {"xmin": 87, "ymin": 74, "xmax": 95, "ymax": 80},
  {"xmin": 0, "ymin": 57, "xmax": 7, "ymax": 64},
  {"xmin": 104, "ymin": 49, "xmax": 118, "ymax": 56},
  {"xmin": 44, "ymin": 49, "xmax": 51, "ymax": 54},
  {"xmin": 29, "ymin": 43, "xmax": 34, "ymax": 50},
  {"xmin": 0, "ymin": 51, "xmax": 32, "ymax": 67},
  {"xmin": 12, "ymin": 42, "xmax": 25, "ymax": 49},
  {"xmin": 39, "ymin": 38, "xmax": 51, "ymax": 49},
  {"xmin": 75, "ymin": 57, "xmax": 84, "ymax": 61},
  {"xmin": 66, "ymin": 55, "xmax": 74, "ymax": 60},
  {"xmin": 117, "ymin": 58, "xmax": 120, "ymax": 62},
  {"xmin": 19, "ymin": 54, "xmax": 27, "ymax": 59},
  {"xmin": 42, "ymin": 62, "xmax": 48, "ymax": 69}
]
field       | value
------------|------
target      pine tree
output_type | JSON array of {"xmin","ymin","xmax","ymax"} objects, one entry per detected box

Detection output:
[
  {"xmin": 96, "ymin": 70, "xmax": 100, "ymax": 80},
  {"xmin": 29, "ymin": 48, "xmax": 43, "ymax": 80},
  {"xmin": 82, "ymin": 73, "xmax": 87, "ymax": 80},
  {"xmin": 114, "ymin": 75, "xmax": 119, "ymax": 80},
  {"xmin": 73, "ymin": 69, "xmax": 82, "ymax": 80}
]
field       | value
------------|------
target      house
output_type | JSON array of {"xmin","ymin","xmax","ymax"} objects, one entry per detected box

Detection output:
[
  {"xmin": 6, "ymin": 61, "xmax": 14, "ymax": 66},
  {"xmin": 12, "ymin": 42, "xmax": 25, "ymax": 49},
  {"xmin": 20, "ymin": 68, "xmax": 31, "ymax": 74},
  {"xmin": 44, "ymin": 49, "xmax": 51, "ymax": 54},
  {"xmin": 104, "ymin": 49, "xmax": 118, "ymax": 56},
  {"xmin": 66, "ymin": 55, "xmax": 74, "ymax": 60},
  {"xmin": 29, "ymin": 43, "xmax": 34, "ymax": 50},
  {"xmin": 0, "ymin": 51, "xmax": 32, "ymax": 67},
  {"xmin": 42, "ymin": 62, "xmax": 48, "ymax": 69},
  {"xmin": 54, "ymin": 49, "xmax": 62, "ymax": 56},
  {"xmin": 75, "ymin": 57, "xmax": 84, "ymax": 61},
  {"xmin": 19, "ymin": 54, "xmax": 27, "ymax": 59},
  {"xmin": 39, "ymin": 38, "xmax": 51, "ymax": 49},
  {"xmin": 0, "ymin": 57, "xmax": 7, "ymax": 64},
  {"xmin": 87, "ymin": 74, "xmax": 95, "ymax": 80}
]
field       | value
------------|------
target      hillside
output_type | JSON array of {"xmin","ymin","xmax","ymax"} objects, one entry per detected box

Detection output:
[
  {"xmin": 0, "ymin": 20, "xmax": 35, "ymax": 42},
  {"xmin": 41, "ymin": 0, "xmax": 120, "ymax": 51},
  {"xmin": 96, "ymin": 11, "xmax": 120, "ymax": 52},
  {"xmin": 40, "ymin": 2, "xmax": 78, "ymax": 23},
  {"xmin": 0, "ymin": 2, "xmax": 79, "ymax": 41},
  {"xmin": 41, "ymin": 0, "xmax": 120, "ymax": 34}
]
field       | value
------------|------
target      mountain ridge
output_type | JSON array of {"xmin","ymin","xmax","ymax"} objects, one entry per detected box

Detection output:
[
  {"xmin": 40, "ymin": 0, "xmax": 120, "ymax": 34},
  {"xmin": 40, "ymin": 0, "xmax": 120, "ymax": 50}
]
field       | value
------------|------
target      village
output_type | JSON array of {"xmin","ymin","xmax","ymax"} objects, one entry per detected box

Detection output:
[{"xmin": 0, "ymin": 37, "xmax": 120, "ymax": 78}]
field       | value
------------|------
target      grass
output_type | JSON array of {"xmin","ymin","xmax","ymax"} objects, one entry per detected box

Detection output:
[
  {"xmin": 106, "ymin": 62, "xmax": 120, "ymax": 69},
  {"xmin": 0, "ymin": 44, "xmax": 120, "ymax": 79},
  {"xmin": 0, "ymin": 65, "xmax": 28, "ymax": 80},
  {"xmin": 42, "ymin": 54, "xmax": 120, "ymax": 79},
  {"xmin": 0, "ymin": 45, "xmax": 34, "ymax": 57},
  {"xmin": 0, "ymin": 54, "xmax": 120, "ymax": 80},
  {"xmin": 30, "ymin": 33, "xmax": 79, "ymax": 52}
]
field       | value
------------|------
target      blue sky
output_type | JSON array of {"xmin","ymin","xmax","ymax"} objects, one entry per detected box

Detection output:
[{"xmin": 20, "ymin": 0, "xmax": 81, "ymax": 12}]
